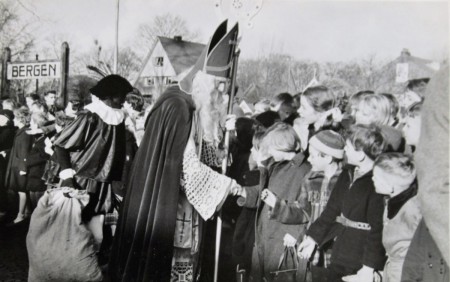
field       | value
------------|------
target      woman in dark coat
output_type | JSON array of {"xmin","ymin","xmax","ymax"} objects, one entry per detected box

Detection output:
[
  {"xmin": 5, "ymin": 107, "xmax": 33, "ymax": 223},
  {"xmin": 25, "ymin": 112, "xmax": 53, "ymax": 209},
  {"xmin": 0, "ymin": 109, "xmax": 17, "ymax": 215}
]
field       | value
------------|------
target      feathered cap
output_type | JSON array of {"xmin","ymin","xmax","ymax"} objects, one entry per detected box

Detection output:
[
  {"xmin": 90, "ymin": 74, "xmax": 133, "ymax": 100},
  {"xmin": 179, "ymin": 20, "xmax": 239, "ymax": 93}
]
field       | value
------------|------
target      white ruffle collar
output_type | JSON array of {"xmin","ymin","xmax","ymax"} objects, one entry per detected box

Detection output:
[{"xmin": 84, "ymin": 96, "xmax": 125, "ymax": 125}]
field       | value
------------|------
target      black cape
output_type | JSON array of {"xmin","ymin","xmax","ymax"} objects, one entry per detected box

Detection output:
[
  {"xmin": 54, "ymin": 110, "xmax": 126, "ymax": 183},
  {"xmin": 110, "ymin": 86, "xmax": 195, "ymax": 281}
]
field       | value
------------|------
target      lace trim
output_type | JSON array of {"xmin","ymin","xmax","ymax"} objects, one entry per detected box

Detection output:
[
  {"xmin": 181, "ymin": 146, "xmax": 231, "ymax": 220},
  {"xmin": 84, "ymin": 96, "xmax": 124, "ymax": 125}
]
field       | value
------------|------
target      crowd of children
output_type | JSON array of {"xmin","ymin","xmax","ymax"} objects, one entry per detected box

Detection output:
[{"xmin": 0, "ymin": 66, "xmax": 448, "ymax": 282}]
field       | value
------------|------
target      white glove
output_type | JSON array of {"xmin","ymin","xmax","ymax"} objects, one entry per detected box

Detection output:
[
  {"xmin": 297, "ymin": 235, "xmax": 317, "ymax": 260},
  {"xmin": 44, "ymin": 146, "xmax": 54, "ymax": 156},
  {"xmin": 230, "ymin": 182, "xmax": 244, "ymax": 197},
  {"xmin": 261, "ymin": 189, "xmax": 277, "ymax": 208},
  {"xmin": 0, "ymin": 115, "xmax": 8, "ymax": 126},
  {"xmin": 225, "ymin": 114, "xmax": 236, "ymax": 131},
  {"xmin": 342, "ymin": 265, "xmax": 375, "ymax": 282},
  {"xmin": 283, "ymin": 233, "xmax": 297, "ymax": 247},
  {"xmin": 44, "ymin": 138, "xmax": 54, "ymax": 155}
]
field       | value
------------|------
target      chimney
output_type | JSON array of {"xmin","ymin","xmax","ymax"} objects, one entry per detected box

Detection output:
[
  {"xmin": 401, "ymin": 48, "xmax": 411, "ymax": 57},
  {"xmin": 174, "ymin": 36, "xmax": 182, "ymax": 41}
]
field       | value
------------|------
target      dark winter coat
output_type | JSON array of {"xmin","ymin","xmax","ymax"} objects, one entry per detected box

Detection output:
[
  {"xmin": 306, "ymin": 167, "xmax": 386, "ymax": 274},
  {"xmin": 238, "ymin": 152, "xmax": 311, "ymax": 281},
  {"xmin": 0, "ymin": 124, "xmax": 17, "ymax": 209},
  {"xmin": 25, "ymin": 134, "xmax": 52, "ymax": 192},
  {"xmin": 5, "ymin": 127, "xmax": 34, "ymax": 192}
]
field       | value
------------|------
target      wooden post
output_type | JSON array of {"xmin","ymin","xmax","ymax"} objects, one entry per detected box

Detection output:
[
  {"xmin": 1, "ymin": 47, "xmax": 11, "ymax": 99},
  {"xmin": 35, "ymin": 54, "xmax": 39, "ymax": 94},
  {"xmin": 60, "ymin": 42, "xmax": 70, "ymax": 106}
]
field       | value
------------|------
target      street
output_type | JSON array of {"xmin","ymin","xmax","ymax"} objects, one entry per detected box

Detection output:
[{"xmin": 0, "ymin": 216, "xmax": 29, "ymax": 281}]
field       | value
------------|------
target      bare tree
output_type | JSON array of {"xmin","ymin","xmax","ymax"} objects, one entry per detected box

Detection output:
[
  {"xmin": 134, "ymin": 13, "xmax": 200, "ymax": 58},
  {"xmin": 0, "ymin": 1, "xmax": 35, "ymax": 58},
  {"xmin": 76, "ymin": 39, "xmax": 141, "ymax": 82}
]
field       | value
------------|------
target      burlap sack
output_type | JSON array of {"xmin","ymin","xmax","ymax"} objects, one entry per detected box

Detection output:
[{"xmin": 26, "ymin": 187, "xmax": 102, "ymax": 281}]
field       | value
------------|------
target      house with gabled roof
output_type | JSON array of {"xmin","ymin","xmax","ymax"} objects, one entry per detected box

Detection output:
[
  {"xmin": 134, "ymin": 36, "xmax": 205, "ymax": 99},
  {"xmin": 378, "ymin": 48, "xmax": 440, "ymax": 90}
]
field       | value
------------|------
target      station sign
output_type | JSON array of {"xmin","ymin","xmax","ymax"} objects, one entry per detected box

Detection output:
[{"xmin": 7, "ymin": 61, "xmax": 61, "ymax": 80}]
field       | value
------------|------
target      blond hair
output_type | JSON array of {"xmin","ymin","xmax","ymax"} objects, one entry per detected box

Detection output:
[
  {"xmin": 356, "ymin": 94, "xmax": 391, "ymax": 125},
  {"xmin": 261, "ymin": 122, "xmax": 301, "ymax": 153},
  {"xmin": 31, "ymin": 112, "xmax": 49, "ymax": 127}
]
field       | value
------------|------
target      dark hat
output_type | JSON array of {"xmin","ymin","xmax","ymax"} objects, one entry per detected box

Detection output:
[
  {"xmin": 90, "ymin": 74, "xmax": 133, "ymax": 100},
  {"xmin": 179, "ymin": 20, "xmax": 239, "ymax": 93},
  {"xmin": 254, "ymin": 111, "xmax": 281, "ymax": 129},
  {"xmin": 0, "ymin": 109, "xmax": 14, "ymax": 121}
]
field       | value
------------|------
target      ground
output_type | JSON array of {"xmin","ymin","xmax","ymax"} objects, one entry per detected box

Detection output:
[{"xmin": 0, "ymin": 217, "xmax": 29, "ymax": 282}]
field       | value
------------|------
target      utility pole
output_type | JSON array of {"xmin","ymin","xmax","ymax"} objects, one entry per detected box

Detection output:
[{"xmin": 114, "ymin": 0, "xmax": 119, "ymax": 73}]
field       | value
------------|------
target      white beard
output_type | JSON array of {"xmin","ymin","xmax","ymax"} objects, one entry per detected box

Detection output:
[{"xmin": 190, "ymin": 72, "xmax": 227, "ymax": 145}]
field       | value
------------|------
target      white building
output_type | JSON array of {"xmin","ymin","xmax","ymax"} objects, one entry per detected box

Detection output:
[{"xmin": 134, "ymin": 36, "xmax": 205, "ymax": 99}]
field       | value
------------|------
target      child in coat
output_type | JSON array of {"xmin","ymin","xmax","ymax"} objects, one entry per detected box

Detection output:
[
  {"xmin": 298, "ymin": 124, "xmax": 388, "ymax": 282},
  {"xmin": 235, "ymin": 122, "xmax": 312, "ymax": 281},
  {"xmin": 25, "ymin": 112, "xmax": 53, "ymax": 209},
  {"xmin": 304, "ymin": 130, "xmax": 346, "ymax": 267},
  {"xmin": 372, "ymin": 153, "xmax": 421, "ymax": 282}
]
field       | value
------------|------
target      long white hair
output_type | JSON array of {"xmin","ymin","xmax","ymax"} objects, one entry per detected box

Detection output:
[{"xmin": 191, "ymin": 71, "xmax": 228, "ymax": 145}]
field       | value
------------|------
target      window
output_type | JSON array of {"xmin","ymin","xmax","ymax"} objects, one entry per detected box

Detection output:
[
  {"xmin": 166, "ymin": 77, "xmax": 174, "ymax": 85},
  {"xmin": 146, "ymin": 78, "xmax": 155, "ymax": 86},
  {"xmin": 154, "ymin": 57, "xmax": 164, "ymax": 67}
]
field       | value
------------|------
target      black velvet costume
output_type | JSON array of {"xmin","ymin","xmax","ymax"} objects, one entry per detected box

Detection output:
[{"xmin": 54, "ymin": 109, "xmax": 126, "ymax": 220}]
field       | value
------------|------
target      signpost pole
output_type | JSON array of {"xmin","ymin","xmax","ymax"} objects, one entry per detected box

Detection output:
[
  {"xmin": 60, "ymin": 42, "xmax": 70, "ymax": 106},
  {"xmin": 35, "ymin": 54, "xmax": 39, "ymax": 94},
  {"xmin": 1, "ymin": 47, "xmax": 11, "ymax": 99}
]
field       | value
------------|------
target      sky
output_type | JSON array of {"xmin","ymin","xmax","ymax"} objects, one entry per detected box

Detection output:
[{"xmin": 16, "ymin": 0, "xmax": 450, "ymax": 63}]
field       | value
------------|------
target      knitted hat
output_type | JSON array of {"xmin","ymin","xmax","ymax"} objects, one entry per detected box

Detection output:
[
  {"xmin": 90, "ymin": 74, "xmax": 133, "ymax": 100},
  {"xmin": 0, "ymin": 109, "xmax": 14, "ymax": 121},
  {"xmin": 309, "ymin": 130, "xmax": 345, "ymax": 159}
]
